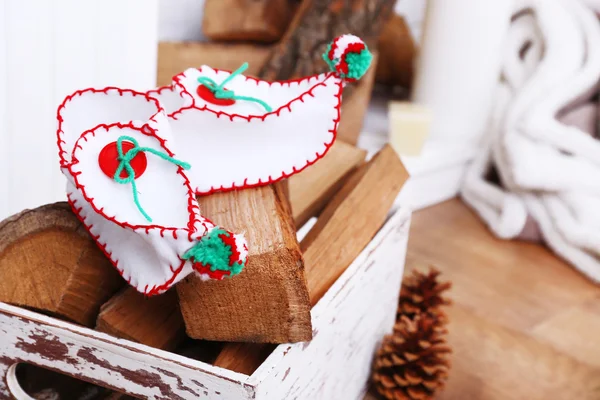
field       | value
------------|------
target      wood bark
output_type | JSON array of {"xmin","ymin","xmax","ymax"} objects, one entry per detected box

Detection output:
[
  {"xmin": 256, "ymin": 0, "xmax": 391, "ymax": 142},
  {"xmin": 213, "ymin": 144, "xmax": 409, "ymax": 374},
  {"xmin": 202, "ymin": 0, "xmax": 296, "ymax": 43},
  {"xmin": 177, "ymin": 183, "xmax": 312, "ymax": 343},
  {"xmin": 258, "ymin": 0, "xmax": 396, "ymax": 80},
  {"xmin": 0, "ymin": 203, "xmax": 123, "ymax": 327}
]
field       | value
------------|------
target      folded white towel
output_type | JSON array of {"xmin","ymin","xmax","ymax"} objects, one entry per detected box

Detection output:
[{"xmin": 461, "ymin": 0, "xmax": 600, "ymax": 282}]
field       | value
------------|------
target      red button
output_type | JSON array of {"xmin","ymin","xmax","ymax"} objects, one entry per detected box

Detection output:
[
  {"xmin": 99, "ymin": 141, "xmax": 147, "ymax": 180},
  {"xmin": 197, "ymin": 84, "xmax": 235, "ymax": 106}
]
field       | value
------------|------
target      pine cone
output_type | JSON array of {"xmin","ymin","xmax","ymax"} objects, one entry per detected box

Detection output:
[
  {"xmin": 372, "ymin": 314, "xmax": 452, "ymax": 400},
  {"xmin": 398, "ymin": 268, "xmax": 451, "ymax": 320}
]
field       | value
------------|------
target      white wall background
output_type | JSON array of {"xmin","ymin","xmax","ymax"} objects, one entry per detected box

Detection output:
[{"xmin": 0, "ymin": 0, "xmax": 158, "ymax": 219}]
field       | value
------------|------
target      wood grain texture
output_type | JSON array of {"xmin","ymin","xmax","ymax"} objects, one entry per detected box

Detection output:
[
  {"xmin": 376, "ymin": 13, "xmax": 416, "ymax": 88},
  {"xmin": 301, "ymin": 144, "xmax": 408, "ymax": 303},
  {"xmin": 202, "ymin": 0, "xmax": 295, "ymax": 43},
  {"xmin": 177, "ymin": 183, "xmax": 312, "ymax": 343},
  {"xmin": 95, "ymin": 288, "xmax": 185, "ymax": 352},
  {"xmin": 93, "ymin": 140, "xmax": 364, "ymax": 349},
  {"xmin": 258, "ymin": 0, "xmax": 395, "ymax": 80},
  {"xmin": 252, "ymin": 208, "xmax": 411, "ymax": 400},
  {"xmin": 214, "ymin": 144, "xmax": 409, "ymax": 374},
  {"xmin": 0, "ymin": 203, "xmax": 123, "ymax": 327},
  {"xmin": 157, "ymin": 42, "xmax": 272, "ymax": 86},
  {"xmin": 404, "ymin": 199, "xmax": 600, "ymax": 400},
  {"xmin": 0, "ymin": 206, "xmax": 410, "ymax": 400},
  {"xmin": 289, "ymin": 141, "xmax": 366, "ymax": 227}
]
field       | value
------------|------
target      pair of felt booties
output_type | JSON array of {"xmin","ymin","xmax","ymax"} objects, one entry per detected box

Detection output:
[{"xmin": 56, "ymin": 34, "xmax": 373, "ymax": 295}]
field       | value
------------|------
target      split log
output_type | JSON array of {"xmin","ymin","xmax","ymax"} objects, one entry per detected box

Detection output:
[
  {"xmin": 213, "ymin": 144, "xmax": 409, "ymax": 374},
  {"xmin": 259, "ymin": 0, "xmax": 396, "ymax": 80},
  {"xmin": 0, "ymin": 203, "xmax": 123, "ymax": 327},
  {"xmin": 376, "ymin": 13, "xmax": 417, "ymax": 88},
  {"xmin": 94, "ymin": 141, "xmax": 367, "ymax": 349},
  {"xmin": 202, "ymin": 0, "xmax": 296, "ymax": 43},
  {"xmin": 157, "ymin": 42, "xmax": 272, "ymax": 86},
  {"xmin": 289, "ymin": 141, "xmax": 366, "ymax": 227},
  {"xmin": 177, "ymin": 182, "xmax": 312, "ymax": 343},
  {"xmin": 95, "ymin": 288, "xmax": 185, "ymax": 351}
]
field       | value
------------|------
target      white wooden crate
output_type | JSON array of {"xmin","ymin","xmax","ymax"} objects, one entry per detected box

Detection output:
[{"xmin": 0, "ymin": 207, "xmax": 410, "ymax": 400}]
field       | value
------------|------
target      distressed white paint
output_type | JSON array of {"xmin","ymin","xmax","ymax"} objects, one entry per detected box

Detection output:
[
  {"xmin": 251, "ymin": 208, "xmax": 411, "ymax": 400},
  {"xmin": 0, "ymin": 0, "xmax": 158, "ymax": 220},
  {"xmin": 0, "ymin": 208, "xmax": 410, "ymax": 400},
  {"xmin": 0, "ymin": 304, "xmax": 252, "ymax": 399}
]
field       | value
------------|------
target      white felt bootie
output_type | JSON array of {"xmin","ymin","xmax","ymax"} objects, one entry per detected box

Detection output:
[
  {"xmin": 150, "ymin": 34, "xmax": 373, "ymax": 195},
  {"xmin": 57, "ymin": 88, "xmax": 248, "ymax": 295}
]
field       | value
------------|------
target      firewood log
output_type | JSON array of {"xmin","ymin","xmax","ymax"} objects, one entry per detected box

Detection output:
[
  {"xmin": 256, "ymin": 0, "xmax": 391, "ymax": 143},
  {"xmin": 0, "ymin": 203, "xmax": 123, "ymax": 327},
  {"xmin": 213, "ymin": 144, "xmax": 409, "ymax": 374},
  {"xmin": 177, "ymin": 182, "xmax": 312, "ymax": 343},
  {"xmin": 289, "ymin": 140, "xmax": 367, "ymax": 227},
  {"xmin": 259, "ymin": 0, "xmax": 395, "ymax": 80},
  {"xmin": 96, "ymin": 288, "xmax": 185, "ymax": 351},
  {"xmin": 202, "ymin": 0, "xmax": 296, "ymax": 43},
  {"xmin": 376, "ymin": 13, "xmax": 417, "ymax": 88},
  {"xmin": 157, "ymin": 42, "xmax": 272, "ymax": 86},
  {"xmin": 95, "ymin": 141, "xmax": 369, "ymax": 348}
]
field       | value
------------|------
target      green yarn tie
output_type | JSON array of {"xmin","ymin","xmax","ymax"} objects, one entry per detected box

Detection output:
[
  {"xmin": 113, "ymin": 135, "xmax": 191, "ymax": 222},
  {"xmin": 197, "ymin": 63, "xmax": 272, "ymax": 112}
]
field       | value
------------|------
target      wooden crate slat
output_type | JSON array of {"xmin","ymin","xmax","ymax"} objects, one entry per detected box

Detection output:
[
  {"xmin": 252, "ymin": 208, "xmax": 410, "ymax": 399},
  {"xmin": 0, "ymin": 302, "xmax": 254, "ymax": 400}
]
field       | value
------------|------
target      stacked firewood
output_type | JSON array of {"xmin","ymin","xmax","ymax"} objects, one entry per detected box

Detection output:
[
  {"xmin": 159, "ymin": 0, "xmax": 417, "ymax": 145},
  {"xmin": 0, "ymin": 1, "xmax": 418, "ymax": 396}
]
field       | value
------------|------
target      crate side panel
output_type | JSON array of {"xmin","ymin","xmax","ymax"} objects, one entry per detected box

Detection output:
[
  {"xmin": 253, "ymin": 208, "xmax": 411, "ymax": 400},
  {"xmin": 0, "ymin": 303, "xmax": 253, "ymax": 400}
]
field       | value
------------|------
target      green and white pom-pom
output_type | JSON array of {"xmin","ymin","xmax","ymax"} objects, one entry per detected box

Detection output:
[{"xmin": 322, "ymin": 34, "xmax": 373, "ymax": 82}]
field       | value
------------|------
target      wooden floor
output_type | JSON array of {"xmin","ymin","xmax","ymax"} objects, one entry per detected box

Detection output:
[{"xmin": 406, "ymin": 199, "xmax": 600, "ymax": 400}]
